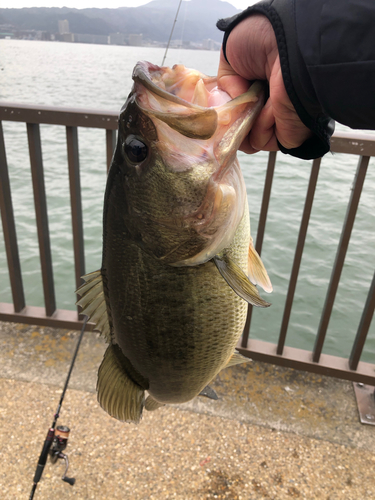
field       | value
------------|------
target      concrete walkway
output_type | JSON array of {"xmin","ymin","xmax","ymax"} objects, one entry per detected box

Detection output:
[{"xmin": 0, "ymin": 320, "xmax": 374, "ymax": 499}]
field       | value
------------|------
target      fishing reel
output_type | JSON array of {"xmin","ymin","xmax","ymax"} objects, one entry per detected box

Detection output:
[{"xmin": 49, "ymin": 425, "xmax": 75, "ymax": 486}]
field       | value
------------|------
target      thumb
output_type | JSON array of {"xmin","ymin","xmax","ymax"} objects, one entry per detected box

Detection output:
[{"xmin": 217, "ymin": 49, "xmax": 250, "ymax": 99}]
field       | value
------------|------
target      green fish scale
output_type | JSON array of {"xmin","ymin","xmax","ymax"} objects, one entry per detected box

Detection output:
[{"xmin": 103, "ymin": 202, "xmax": 250, "ymax": 405}]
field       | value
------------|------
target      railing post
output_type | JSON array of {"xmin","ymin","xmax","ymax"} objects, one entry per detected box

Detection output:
[
  {"xmin": 242, "ymin": 151, "xmax": 276, "ymax": 348},
  {"xmin": 313, "ymin": 155, "xmax": 370, "ymax": 362},
  {"xmin": 349, "ymin": 270, "xmax": 375, "ymax": 370},
  {"xmin": 278, "ymin": 157, "xmax": 321, "ymax": 354},
  {"xmin": 66, "ymin": 126, "xmax": 86, "ymax": 305},
  {"xmin": 27, "ymin": 122, "xmax": 56, "ymax": 317},
  {"xmin": 0, "ymin": 122, "xmax": 25, "ymax": 312}
]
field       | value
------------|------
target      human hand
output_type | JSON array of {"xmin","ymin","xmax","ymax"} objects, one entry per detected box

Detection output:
[{"xmin": 217, "ymin": 15, "xmax": 312, "ymax": 154}]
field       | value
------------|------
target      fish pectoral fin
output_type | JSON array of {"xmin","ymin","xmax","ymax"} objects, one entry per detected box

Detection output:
[
  {"xmin": 145, "ymin": 396, "xmax": 165, "ymax": 412},
  {"xmin": 75, "ymin": 270, "xmax": 111, "ymax": 342},
  {"xmin": 225, "ymin": 350, "xmax": 251, "ymax": 368},
  {"xmin": 213, "ymin": 254, "xmax": 271, "ymax": 308},
  {"xmin": 199, "ymin": 385, "xmax": 219, "ymax": 400},
  {"xmin": 97, "ymin": 344, "xmax": 145, "ymax": 423},
  {"xmin": 248, "ymin": 239, "xmax": 273, "ymax": 293}
]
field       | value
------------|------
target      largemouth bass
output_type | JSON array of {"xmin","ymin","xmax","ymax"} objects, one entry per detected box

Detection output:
[{"xmin": 77, "ymin": 62, "xmax": 272, "ymax": 423}]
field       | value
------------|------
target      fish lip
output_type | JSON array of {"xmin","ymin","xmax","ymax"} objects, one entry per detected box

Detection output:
[
  {"xmin": 133, "ymin": 61, "xmax": 205, "ymax": 110},
  {"xmin": 133, "ymin": 62, "xmax": 219, "ymax": 140},
  {"xmin": 133, "ymin": 61, "xmax": 264, "ymax": 112},
  {"xmin": 132, "ymin": 62, "xmax": 265, "ymax": 143}
]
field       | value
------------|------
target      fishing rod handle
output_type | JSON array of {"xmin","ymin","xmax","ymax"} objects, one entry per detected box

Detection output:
[{"xmin": 32, "ymin": 428, "xmax": 55, "ymax": 483}]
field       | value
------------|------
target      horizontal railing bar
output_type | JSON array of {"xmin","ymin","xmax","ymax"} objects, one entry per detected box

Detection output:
[
  {"xmin": 2, "ymin": 298, "xmax": 374, "ymax": 385},
  {"xmin": 66, "ymin": 126, "xmax": 86, "ymax": 304},
  {"xmin": 349, "ymin": 270, "xmax": 375, "ymax": 370},
  {"xmin": 238, "ymin": 338, "xmax": 375, "ymax": 386},
  {"xmin": 242, "ymin": 150, "xmax": 276, "ymax": 348},
  {"xmin": 278, "ymin": 157, "xmax": 321, "ymax": 354},
  {"xmin": 313, "ymin": 155, "xmax": 370, "ymax": 362},
  {"xmin": 330, "ymin": 131, "xmax": 375, "ymax": 156},
  {"xmin": 27, "ymin": 122, "xmax": 56, "ymax": 317},
  {"xmin": 1, "ymin": 103, "xmax": 375, "ymax": 156},
  {"xmin": 0, "ymin": 302, "xmax": 95, "ymax": 331},
  {"xmin": 0, "ymin": 122, "xmax": 26, "ymax": 312},
  {"xmin": 0, "ymin": 102, "xmax": 118, "ymax": 130}
]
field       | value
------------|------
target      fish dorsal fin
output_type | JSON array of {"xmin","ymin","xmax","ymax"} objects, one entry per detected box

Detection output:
[
  {"xmin": 213, "ymin": 254, "xmax": 271, "ymax": 308},
  {"xmin": 76, "ymin": 270, "xmax": 111, "ymax": 342},
  {"xmin": 145, "ymin": 395, "xmax": 165, "ymax": 412},
  {"xmin": 97, "ymin": 344, "xmax": 145, "ymax": 423},
  {"xmin": 248, "ymin": 239, "xmax": 273, "ymax": 293},
  {"xmin": 199, "ymin": 385, "xmax": 219, "ymax": 400},
  {"xmin": 225, "ymin": 350, "xmax": 251, "ymax": 368}
]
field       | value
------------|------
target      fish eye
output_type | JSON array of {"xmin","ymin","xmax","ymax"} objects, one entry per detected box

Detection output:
[{"xmin": 124, "ymin": 135, "xmax": 148, "ymax": 163}]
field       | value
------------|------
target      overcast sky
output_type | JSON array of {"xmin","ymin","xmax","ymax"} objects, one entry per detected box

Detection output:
[{"xmin": 0, "ymin": 0, "xmax": 257, "ymax": 11}]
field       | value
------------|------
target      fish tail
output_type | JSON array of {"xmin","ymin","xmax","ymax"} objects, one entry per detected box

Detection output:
[
  {"xmin": 97, "ymin": 344, "xmax": 145, "ymax": 423},
  {"xmin": 145, "ymin": 396, "xmax": 165, "ymax": 412}
]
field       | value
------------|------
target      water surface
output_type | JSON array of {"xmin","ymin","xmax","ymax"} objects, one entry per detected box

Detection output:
[{"xmin": 0, "ymin": 40, "xmax": 374, "ymax": 362}]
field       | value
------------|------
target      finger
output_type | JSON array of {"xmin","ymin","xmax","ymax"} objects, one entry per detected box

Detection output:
[
  {"xmin": 217, "ymin": 50, "xmax": 249, "ymax": 99},
  {"xmin": 270, "ymin": 66, "xmax": 313, "ymax": 149},
  {"xmin": 275, "ymin": 119, "xmax": 313, "ymax": 149},
  {"xmin": 248, "ymin": 99, "xmax": 277, "ymax": 151},
  {"xmin": 239, "ymin": 132, "xmax": 279, "ymax": 154},
  {"xmin": 239, "ymin": 135, "xmax": 261, "ymax": 154},
  {"xmin": 256, "ymin": 133, "xmax": 279, "ymax": 151}
]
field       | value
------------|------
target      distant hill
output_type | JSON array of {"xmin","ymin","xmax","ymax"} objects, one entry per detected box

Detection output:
[{"xmin": 0, "ymin": 0, "xmax": 240, "ymax": 43}]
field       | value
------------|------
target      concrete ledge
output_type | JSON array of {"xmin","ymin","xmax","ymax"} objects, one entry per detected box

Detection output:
[{"xmin": 1, "ymin": 321, "xmax": 375, "ymax": 499}]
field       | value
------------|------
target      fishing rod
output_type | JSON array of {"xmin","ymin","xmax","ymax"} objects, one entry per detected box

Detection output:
[
  {"xmin": 29, "ymin": 315, "xmax": 89, "ymax": 500},
  {"xmin": 161, "ymin": 0, "xmax": 183, "ymax": 66}
]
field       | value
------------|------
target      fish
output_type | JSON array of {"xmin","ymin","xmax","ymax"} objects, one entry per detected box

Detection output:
[{"xmin": 76, "ymin": 61, "xmax": 272, "ymax": 424}]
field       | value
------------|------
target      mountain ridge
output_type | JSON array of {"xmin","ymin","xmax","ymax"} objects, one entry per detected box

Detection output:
[{"xmin": 0, "ymin": 1, "xmax": 240, "ymax": 43}]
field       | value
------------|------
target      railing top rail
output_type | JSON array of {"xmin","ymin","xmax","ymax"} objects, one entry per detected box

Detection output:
[
  {"xmin": 1, "ymin": 102, "xmax": 375, "ymax": 155},
  {"xmin": 0, "ymin": 102, "xmax": 118, "ymax": 130},
  {"xmin": 330, "ymin": 131, "xmax": 375, "ymax": 156}
]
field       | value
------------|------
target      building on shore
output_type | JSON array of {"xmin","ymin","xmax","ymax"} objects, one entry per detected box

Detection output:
[
  {"xmin": 62, "ymin": 33, "xmax": 74, "ymax": 43},
  {"xmin": 58, "ymin": 20, "xmax": 70, "ymax": 35},
  {"xmin": 74, "ymin": 33, "xmax": 109, "ymax": 45},
  {"xmin": 202, "ymin": 38, "xmax": 220, "ymax": 51},
  {"xmin": 128, "ymin": 34, "xmax": 143, "ymax": 46},
  {"xmin": 109, "ymin": 33, "xmax": 126, "ymax": 45}
]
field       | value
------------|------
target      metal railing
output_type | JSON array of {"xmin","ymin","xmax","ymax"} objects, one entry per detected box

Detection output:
[
  {"xmin": 0, "ymin": 102, "xmax": 117, "ymax": 331},
  {"xmin": 0, "ymin": 102, "xmax": 374, "ymax": 385}
]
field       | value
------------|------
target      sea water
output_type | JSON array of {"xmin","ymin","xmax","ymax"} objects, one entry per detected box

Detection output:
[{"xmin": 0, "ymin": 39, "xmax": 374, "ymax": 362}]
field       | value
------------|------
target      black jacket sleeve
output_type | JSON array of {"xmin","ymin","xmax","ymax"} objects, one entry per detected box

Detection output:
[{"xmin": 217, "ymin": 0, "xmax": 375, "ymax": 160}]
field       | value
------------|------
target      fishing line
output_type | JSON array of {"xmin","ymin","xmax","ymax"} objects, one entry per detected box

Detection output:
[
  {"xmin": 177, "ymin": 0, "xmax": 188, "ymax": 63},
  {"xmin": 161, "ymin": 0, "xmax": 183, "ymax": 66},
  {"xmin": 29, "ymin": 315, "xmax": 88, "ymax": 500}
]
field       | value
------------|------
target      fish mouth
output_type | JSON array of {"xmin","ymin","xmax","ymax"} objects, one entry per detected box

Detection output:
[
  {"xmin": 132, "ymin": 61, "xmax": 264, "ymax": 145},
  {"xmin": 129, "ymin": 62, "xmax": 265, "ymax": 266},
  {"xmin": 132, "ymin": 62, "xmax": 220, "ymax": 140}
]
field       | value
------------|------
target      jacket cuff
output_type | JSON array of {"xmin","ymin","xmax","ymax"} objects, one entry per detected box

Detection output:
[{"xmin": 217, "ymin": 0, "xmax": 334, "ymax": 160}]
